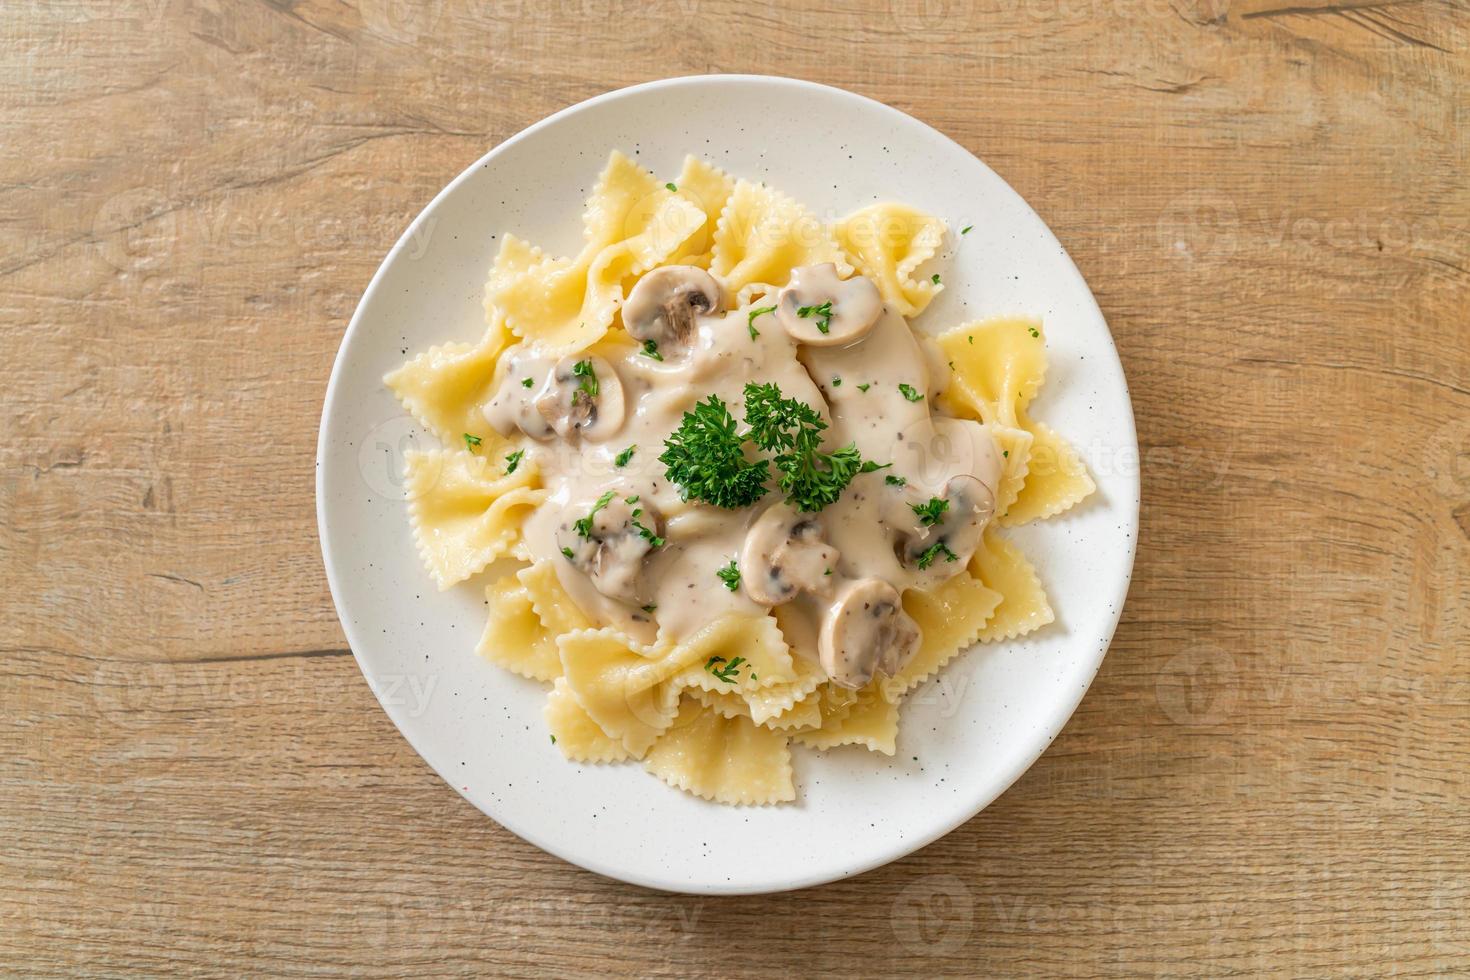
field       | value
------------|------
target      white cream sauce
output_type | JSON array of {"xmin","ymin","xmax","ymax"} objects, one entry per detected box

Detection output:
[{"xmin": 483, "ymin": 266, "xmax": 1003, "ymax": 674}]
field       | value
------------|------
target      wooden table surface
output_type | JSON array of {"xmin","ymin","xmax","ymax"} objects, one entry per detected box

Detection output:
[{"xmin": 4, "ymin": 0, "xmax": 1467, "ymax": 975}]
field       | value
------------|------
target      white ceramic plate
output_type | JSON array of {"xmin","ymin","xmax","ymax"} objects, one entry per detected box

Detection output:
[{"xmin": 317, "ymin": 75, "xmax": 1138, "ymax": 895}]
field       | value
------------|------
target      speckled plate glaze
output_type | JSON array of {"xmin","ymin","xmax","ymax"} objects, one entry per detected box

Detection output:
[{"xmin": 317, "ymin": 75, "xmax": 1138, "ymax": 895}]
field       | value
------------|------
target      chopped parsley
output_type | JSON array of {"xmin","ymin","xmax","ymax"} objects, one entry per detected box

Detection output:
[
  {"xmin": 705, "ymin": 655, "xmax": 745, "ymax": 684},
  {"xmin": 716, "ymin": 559, "xmax": 741, "ymax": 592},
  {"xmin": 665, "ymin": 182, "xmax": 677, "ymax": 191},
  {"xmin": 614, "ymin": 445, "xmax": 636, "ymax": 467},
  {"xmin": 462, "ymin": 433, "xmax": 482, "ymax": 451},
  {"xmin": 831, "ymin": 377, "xmax": 842, "ymax": 387},
  {"xmin": 631, "ymin": 515, "xmax": 664, "ymax": 549},
  {"xmin": 573, "ymin": 490, "xmax": 616, "ymax": 538},
  {"xmin": 885, "ymin": 474, "xmax": 907, "ymax": 487},
  {"xmin": 560, "ymin": 546, "xmax": 575, "ymax": 560},
  {"xmin": 961, "ymin": 225, "xmax": 973, "ymax": 235},
  {"xmin": 898, "ymin": 383, "xmax": 925, "ymax": 403},
  {"xmin": 1028, "ymin": 326, "xmax": 1041, "ymax": 338},
  {"xmin": 504, "ymin": 449, "xmax": 525, "ymax": 474},
  {"xmin": 1002, "ymin": 450, "xmax": 1009, "ymax": 458},
  {"xmin": 915, "ymin": 540, "xmax": 959, "ymax": 570},
  {"xmin": 640, "ymin": 338, "xmax": 663, "ymax": 361},
  {"xmin": 521, "ymin": 377, "xmax": 535, "ymax": 388},
  {"xmin": 967, "ymin": 335, "xmax": 974, "ymax": 345},
  {"xmin": 856, "ymin": 383, "xmax": 871, "ymax": 392},
  {"xmin": 796, "ymin": 300, "xmax": 833, "ymax": 334},
  {"xmin": 572, "ymin": 359, "xmax": 598, "ymax": 399},
  {"xmin": 641, "ymin": 603, "xmax": 657, "ymax": 613},
  {"xmin": 624, "ymin": 494, "xmax": 639, "ymax": 503},
  {"xmin": 912, "ymin": 497, "xmax": 949, "ymax": 527},
  {"xmin": 747, "ymin": 305, "xmax": 775, "ymax": 340},
  {"xmin": 931, "ymin": 273, "xmax": 941, "ymax": 285},
  {"xmin": 550, "ymin": 734, "xmax": 556, "ymax": 744},
  {"xmin": 659, "ymin": 395, "xmax": 770, "ymax": 509},
  {"xmin": 859, "ymin": 460, "xmax": 891, "ymax": 473}
]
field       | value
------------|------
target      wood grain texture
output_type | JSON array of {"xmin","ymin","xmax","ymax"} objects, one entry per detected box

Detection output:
[{"xmin": 3, "ymin": 0, "xmax": 1467, "ymax": 975}]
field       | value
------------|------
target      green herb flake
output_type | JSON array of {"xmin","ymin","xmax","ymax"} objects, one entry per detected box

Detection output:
[
  {"xmin": 560, "ymin": 546, "xmax": 575, "ymax": 560},
  {"xmin": 796, "ymin": 300, "xmax": 833, "ymax": 334},
  {"xmin": 550, "ymin": 734, "xmax": 556, "ymax": 744},
  {"xmin": 898, "ymin": 383, "xmax": 925, "ymax": 403},
  {"xmin": 857, "ymin": 383, "xmax": 871, "ymax": 392},
  {"xmin": 912, "ymin": 497, "xmax": 949, "ymax": 527},
  {"xmin": 716, "ymin": 559, "xmax": 741, "ymax": 592},
  {"xmin": 504, "ymin": 449, "xmax": 525, "ymax": 474},
  {"xmin": 859, "ymin": 460, "xmax": 891, "ymax": 473},
  {"xmin": 614, "ymin": 445, "xmax": 636, "ymax": 467},
  {"xmin": 915, "ymin": 540, "xmax": 959, "ymax": 570},
  {"xmin": 521, "ymin": 377, "xmax": 535, "ymax": 388},
  {"xmin": 631, "ymin": 514, "xmax": 664, "ymax": 549},
  {"xmin": 961, "ymin": 225, "xmax": 973, "ymax": 235},
  {"xmin": 747, "ymin": 305, "xmax": 776, "ymax": 340},
  {"xmin": 462, "ymin": 433, "xmax": 482, "ymax": 451},
  {"xmin": 831, "ymin": 377, "xmax": 842, "ymax": 387},
  {"xmin": 640, "ymin": 338, "xmax": 663, "ymax": 361},
  {"xmin": 1002, "ymin": 450, "xmax": 1009, "ymax": 458},
  {"xmin": 624, "ymin": 494, "xmax": 640, "ymax": 504},
  {"xmin": 641, "ymin": 604, "xmax": 657, "ymax": 614},
  {"xmin": 572, "ymin": 359, "xmax": 598, "ymax": 399},
  {"xmin": 573, "ymin": 490, "xmax": 616, "ymax": 538},
  {"xmin": 931, "ymin": 273, "xmax": 941, "ymax": 285},
  {"xmin": 705, "ymin": 655, "xmax": 745, "ymax": 684},
  {"xmin": 885, "ymin": 474, "xmax": 907, "ymax": 487},
  {"xmin": 665, "ymin": 182, "xmax": 677, "ymax": 191},
  {"xmin": 1029, "ymin": 326, "xmax": 1041, "ymax": 338}
]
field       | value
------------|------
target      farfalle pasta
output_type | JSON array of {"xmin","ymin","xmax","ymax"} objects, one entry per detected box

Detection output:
[{"xmin": 386, "ymin": 151, "xmax": 1092, "ymax": 805}]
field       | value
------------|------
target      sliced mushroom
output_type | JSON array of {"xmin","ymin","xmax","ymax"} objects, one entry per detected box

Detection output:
[
  {"xmin": 775, "ymin": 263, "xmax": 883, "ymax": 347},
  {"xmin": 534, "ymin": 354, "xmax": 625, "ymax": 442},
  {"xmin": 621, "ymin": 265, "xmax": 724, "ymax": 356},
  {"xmin": 896, "ymin": 474, "xmax": 996, "ymax": 573},
  {"xmin": 819, "ymin": 577, "xmax": 921, "ymax": 689},
  {"xmin": 556, "ymin": 495, "xmax": 663, "ymax": 605},
  {"xmin": 739, "ymin": 502, "xmax": 840, "ymax": 606}
]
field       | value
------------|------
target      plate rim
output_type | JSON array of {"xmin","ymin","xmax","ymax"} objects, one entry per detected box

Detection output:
[{"xmin": 316, "ymin": 73, "xmax": 1140, "ymax": 894}]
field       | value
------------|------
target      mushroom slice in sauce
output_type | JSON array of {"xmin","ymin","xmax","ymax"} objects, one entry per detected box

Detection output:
[
  {"xmin": 739, "ymin": 502, "xmax": 840, "ymax": 606},
  {"xmin": 556, "ymin": 495, "xmax": 663, "ymax": 605},
  {"xmin": 896, "ymin": 474, "xmax": 996, "ymax": 572},
  {"xmin": 534, "ymin": 354, "xmax": 625, "ymax": 442},
  {"xmin": 621, "ymin": 265, "xmax": 724, "ymax": 356},
  {"xmin": 775, "ymin": 263, "xmax": 883, "ymax": 347},
  {"xmin": 819, "ymin": 577, "xmax": 921, "ymax": 690}
]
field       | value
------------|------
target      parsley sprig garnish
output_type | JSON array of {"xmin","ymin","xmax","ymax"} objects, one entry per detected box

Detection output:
[
  {"xmin": 912, "ymin": 497, "xmax": 949, "ymax": 527},
  {"xmin": 743, "ymin": 382, "xmax": 863, "ymax": 512},
  {"xmin": 573, "ymin": 490, "xmax": 616, "ymax": 538},
  {"xmin": 661, "ymin": 383, "xmax": 870, "ymax": 513},
  {"xmin": 716, "ymin": 559, "xmax": 741, "ymax": 592},
  {"xmin": 640, "ymin": 339, "xmax": 663, "ymax": 361},
  {"xmin": 796, "ymin": 300, "xmax": 833, "ymax": 334},
  {"xmin": 504, "ymin": 449, "xmax": 524, "ymax": 474},
  {"xmin": 705, "ymin": 655, "xmax": 745, "ymax": 684},
  {"xmin": 462, "ymin": 433, "xmax": 482, "ymax": 451},
  {"xmin": 898, "ymin": 383, "xmax": 925, "ymax": 403},
  {"xmin": 659, "ymin": 395, "xmax": 771, "ymax": 509},
  {"xmin": 614, "ymin": 445, "xmax": 636, "ymax": 467}
]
